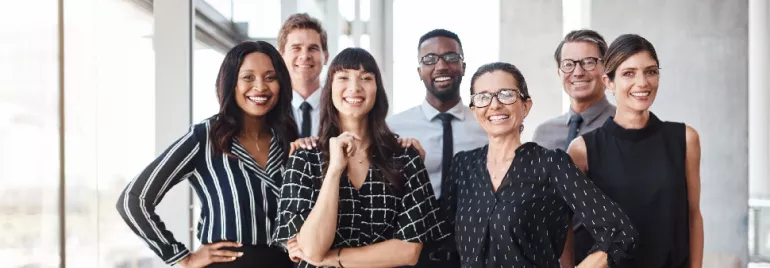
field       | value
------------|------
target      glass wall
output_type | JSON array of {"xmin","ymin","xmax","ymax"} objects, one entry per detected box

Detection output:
[{"xmin": 0, "ymin": 0, "xmax": 60, "ymax": 267}]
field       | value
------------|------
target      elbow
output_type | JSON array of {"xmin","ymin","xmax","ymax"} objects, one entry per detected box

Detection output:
[
  {"xmin": 402, "ymin": 242, "xmax": 423, "ymax": 266},
  {"xmin": 296, "ymin": 238, "xmax": 328, "ymax": 264}
]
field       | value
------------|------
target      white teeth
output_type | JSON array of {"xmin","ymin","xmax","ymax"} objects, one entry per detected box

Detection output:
[
  {"xmin": 296, "ymin": 65, "xmax": 312, "ymax": 68},
  {"xmin": 344, "ymin": 97, "xmax": 363, "ymax": 104},
  {"xmin": 488, "ymin": 115, "xmax": 510, "ymax": 122},
  {"xmin": 248, "ymin": 96, "xmax": 268, "ymax": 103},
  {"xmin": 630, "ymin": 92, "xmax": 650, "ymax": 97},
  {"xmin": 434, "ymin": 76, "xmax": 451, "ymax": 82},
  {"xmin": 572, "ymin": 81, "xmax": 588, "ymax": 86}
]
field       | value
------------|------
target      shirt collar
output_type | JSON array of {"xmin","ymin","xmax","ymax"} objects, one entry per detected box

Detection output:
[
  {"xmin": 292, "ymin": 88, "xmax": 322, "ymax": 110},
  {"xmin": 420, "ymin": 99, "xmax": 467, "ymax": 122},
  {"xmin": 566, "ymin": 95, "xmax": 612, "ymax": 125}
]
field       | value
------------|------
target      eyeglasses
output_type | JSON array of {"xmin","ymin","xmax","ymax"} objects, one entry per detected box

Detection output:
[
  {"xmin": 419, "ymin": 52, "xmax": 464, "ymax": 65},
  {"xmin": 559, "ymin": 57, "xmax": 602, "ymax": 73},
  {"xmin": 470, "ymin": 89, "xmax": 527, "ymax": 108}
]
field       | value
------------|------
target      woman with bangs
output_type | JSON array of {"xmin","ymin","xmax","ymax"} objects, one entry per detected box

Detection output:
[{"xmin": 272, "ymin": 47, "xmax": 449, "ymax": 268}]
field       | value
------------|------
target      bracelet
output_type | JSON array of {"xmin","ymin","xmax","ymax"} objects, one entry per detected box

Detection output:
[{"xmin": 337, "ymin": 248, "xmax": 345, "ymax": 268}]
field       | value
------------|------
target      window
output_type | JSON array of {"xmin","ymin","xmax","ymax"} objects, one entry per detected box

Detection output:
[
  {"xmin": 0, "ymin": 0, "xmax": 60, "ymax": 267},
  {"xmin": 391, "ymin": 0, "xmax": 500, "ymax": 114},
  {"xmin": 63, "ymin": 0, "xmax": 157, "ymax": 266}
]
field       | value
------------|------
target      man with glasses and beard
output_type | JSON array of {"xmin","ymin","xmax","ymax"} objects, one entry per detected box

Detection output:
[
  {"xmin": 387, "ymin": 29, "xmax": 487, "ymax": 268},
  {"xmin": 532, "ymin": 29, "xmax": 616, "ymax": 266}
]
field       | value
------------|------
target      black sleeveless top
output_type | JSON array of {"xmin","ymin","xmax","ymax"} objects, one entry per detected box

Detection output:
[{"xmin": 580, "ymin": 112, "xmax": 689, "ymax": 268}]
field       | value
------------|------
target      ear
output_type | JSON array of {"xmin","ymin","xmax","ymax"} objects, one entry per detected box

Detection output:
[
  {"xmin": 416, "ymin": 66, "xmax": 422, "ymax": 80},
  {"xmin": 461, "ymin": 62, "xmax": 467, "ymax": 76},
  {"xmin": 323, "ymin": 51, "xmax": 329, "ymax": 65},
  {"xmin": 602, "ymin": 74, "xmax": 614, "ymax": 95},
  {"xmin": 523, "ymin": 98, "xmax": 533, "ymax": 118}
]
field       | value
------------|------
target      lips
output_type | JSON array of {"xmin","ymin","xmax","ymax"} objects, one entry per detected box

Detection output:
[
  {"xmin": 630, "ymin": 91, "xmax": 651, "ymax": 97},
  {"xmin": 571, "ymin": 81, "xmax": 589, "ymax": 86},
  {"xmin": 343, "ymin": 96, "xmax": 364, "ymax": 105},
  {"xmin": 247, "ymin": 95, "xmax": 270, "ymax": 105},
  {"xmin": 487, "ymin": 114, "xmax": 510, "ymax": 122}
]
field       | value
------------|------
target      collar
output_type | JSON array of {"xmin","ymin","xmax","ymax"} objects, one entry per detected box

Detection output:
[
  {"xmin": 292, "ymin": 88, "xmax": 322, "ymax": 110},
  {"xmin": 566, "ymin": 95, "xmax": 613, "ymax": 125},
  {"xmin": 420, "ymin": 99, "xmax": 467, "ymax": 122}
]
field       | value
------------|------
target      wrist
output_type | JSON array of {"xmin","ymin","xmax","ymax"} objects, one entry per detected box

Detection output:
[{"xmin": 176, "ymin": 255, "xmax": 191, "ymax": 267}]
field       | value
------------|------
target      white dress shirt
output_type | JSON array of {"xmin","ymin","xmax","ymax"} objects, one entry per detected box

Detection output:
[
  {"xmin": 387, "ymin": 100, "xmax": 488, "ymax": 197},
  {"xmin": 291, "ymin": 88, "xmax": 322, "ymax": 137}
]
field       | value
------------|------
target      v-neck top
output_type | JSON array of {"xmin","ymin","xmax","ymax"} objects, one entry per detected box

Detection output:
[
  {"xmin": 440, "ymin": 142, "xmax": 638, "ymax": 268},
  {"xmin": 580, "ymin": 112, "xmax": 689, "ymax": 268},
  {"xmin": 273, "ymin": 147, "xmax": 451, "ymax": 268},
  {"xmin": 117, "ymin": 116, "xmax": 287, "ymax": 265}
]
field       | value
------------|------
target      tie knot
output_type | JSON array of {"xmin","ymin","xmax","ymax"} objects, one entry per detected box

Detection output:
[
  {"xmin": 300, "ymin": 101, "xmax": 312, "ymax": 111},
  {"xmin": 569, "ymin": 114, "xmax": 583, "ymax": 125},
  {"xmin": 436, "ymin": 113, "xmax": 454, "ymax": 124}
]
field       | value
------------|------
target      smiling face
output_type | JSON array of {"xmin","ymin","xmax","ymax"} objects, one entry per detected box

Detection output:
[
  {"xmin": 417, "ymin": 36, "xmax": 466, "ymax": 101},
  {"xmin": 559, "ymin": 41, "xmax": 606, "ymax": 103},
  {"xmin": 603, "ymin": 51, "xmax": 660, "ymax": 113},
  {"xmin": 330, "ymin": 67, "xmax": 378, "ymax": 120},
  {"xmin": 234, "ymin": 52, "xmax": 281, "ymax": 117},
  {"xmin": 281, "ymin": 28, "xmax": 328, "ymax": 84},
  {"xmin": 470, "ymin": 70, "xmax": 532, "ymax": 137}
]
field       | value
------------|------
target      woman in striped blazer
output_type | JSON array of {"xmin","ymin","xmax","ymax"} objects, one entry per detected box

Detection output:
[{"xmin": 117, "ymin": 41, "xmax": 298, "ymax": 268}]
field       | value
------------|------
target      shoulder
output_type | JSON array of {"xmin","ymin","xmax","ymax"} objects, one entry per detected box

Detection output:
[
  {"xmin": 684, "ymin": 124, "xmax": 700, "ymax": 149},
  {"xmin": 452, "ymin": 145, "xmax": 487, "ymax": 163},
  {"xmin": 289, "ymin": 147, "xmax": 324, "ymax": 164},
  {"xmin": 533, "ymin": 114, "xmax": 568, "ymax": 134},
  {"xmin": 387, "ymin": 106, "xmax": 422, "ymax": 124}
]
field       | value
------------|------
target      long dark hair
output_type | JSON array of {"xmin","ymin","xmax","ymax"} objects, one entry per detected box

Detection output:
[
  {"xmin": 318, "ymin": 48, "xmax": 403, "ymax": 192},
  {"xmin": 210, "ymin": 41, "xmax": 299, "ymax": 163},
  {"xmin": 604, "ymin": 34, "xmax": 659, "ymax": 80}
]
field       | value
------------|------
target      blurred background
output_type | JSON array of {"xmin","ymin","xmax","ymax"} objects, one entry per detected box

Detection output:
[{"xmin": 0, "ymin": 0, "xmax": 767, "ymax": 267}]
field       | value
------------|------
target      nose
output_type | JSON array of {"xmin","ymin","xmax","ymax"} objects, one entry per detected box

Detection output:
[
  {"xmin": 434, "ymin": 57, "xmax": 449, "ymax": 71},
  {"xmin": 572, "ymin": 63, "xmax": 586, "ymax": 77},
  {"xmin": 348, "ymin": 77, "xmax": 363, "ymax": 92},
  {"xmin": 253, "ymin": 80, "xmax": 267, "ymax": 91},
  {"xmin": 635, "ymin": 73, "xmax": 650, "ymax": 88},
  {"xmin": 488, "ymin": 95, "xmax": 503, "ymax": 110}
]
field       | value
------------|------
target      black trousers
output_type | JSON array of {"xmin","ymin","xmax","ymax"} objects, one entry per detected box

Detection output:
[{"xmin": 206, "ymin": 245, "xmax": 293, "ymax": 268}]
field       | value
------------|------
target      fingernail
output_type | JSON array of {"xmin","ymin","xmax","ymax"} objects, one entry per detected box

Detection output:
[
  {"xmin": 238, "ymin": 252, "xmax": 244, "ymax": 256},
  {"xmin": 231, "ymin": 256, "xmax": 237, "ymax": 260}
]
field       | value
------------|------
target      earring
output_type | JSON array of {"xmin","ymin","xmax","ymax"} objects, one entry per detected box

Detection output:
[{"xmin": 519, "ymin": 125, "xmax": 524, "ymax": 133}]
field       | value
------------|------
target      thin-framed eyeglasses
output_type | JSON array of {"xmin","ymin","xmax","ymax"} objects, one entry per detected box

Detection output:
[
  {"xmin": 419, "ymin": 52, "xmax": 464, "ymax": 65},
  {"xmin": 470, "ymin": 89, "xmax": 527, "ymax": 108},
  {"xmin": 559, "ymin": 57, "xmax": 602, "ymax": 73}
]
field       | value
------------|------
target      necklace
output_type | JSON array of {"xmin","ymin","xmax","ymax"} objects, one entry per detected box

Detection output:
[{"xmin": 244, "ymin": 132, "xmax": 263, "ymax": 152}]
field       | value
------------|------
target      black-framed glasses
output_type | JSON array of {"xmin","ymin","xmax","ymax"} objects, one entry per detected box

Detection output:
[
  {"xmin": 470, "ymin": 89, "xmax": 527, "ymax": 108},
  {"xmin": 419, "ymin": 52, "xmax": 464, "ymax": 65},
  {"xmin": 559, "ymin": 57, "xmax": 602, "ymax": 73}
]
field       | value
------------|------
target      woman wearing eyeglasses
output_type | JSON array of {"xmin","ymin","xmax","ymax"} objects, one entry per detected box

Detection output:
[
  {"xmin": 567, "ymin": 34, "xmax": 703, "ymax": 268},
  {"xmin": 439, "ymin": 62, "xmax": 638, "ymax": 268}
]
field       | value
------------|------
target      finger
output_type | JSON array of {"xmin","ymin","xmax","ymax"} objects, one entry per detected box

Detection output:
[
  {"xmin": 210, "ymin": 241, "xmax": 241, "ymax": 249},
  {"xmin": 311, "ymin": 136, "xmax": 319, "ymax": 147},
  {"xmin": 211, "ymin": 256, "xmax": 238, "ymax": 263},
  {"xmin": 210, "ymin": 249, "xmax": 243, "ymax": 258}
]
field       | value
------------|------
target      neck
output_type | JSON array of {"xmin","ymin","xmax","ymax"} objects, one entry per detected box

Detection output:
[
  {"xmin": 339, "ymin": 115, "xmax": 370, "ymax": 148},
  {"xmin": 570, "ymin": 92, "xmax": 605, "ymax": 114},
  {"xmin": 241, "ymin": 115, "xmax": 269, "ymax": 138},
  {"xmin": 293, "ymin": 78, "xmax": 321, "ymax": 99},
  {"xmin": 613, "ymin": 107, "xmax": 650, "ymax": 129},
  {"xmin": 426, "ymin": 94, "xmax": 461, "ymax": 113},
  {"xmin": 487, "ymin": 132, "xmax": 521, "ymax": 164}
]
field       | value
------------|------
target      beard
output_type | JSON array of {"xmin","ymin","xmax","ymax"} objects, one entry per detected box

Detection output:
[{"xmin": 425, "ymin": 75, "xmax": 463, "ymax": 102}]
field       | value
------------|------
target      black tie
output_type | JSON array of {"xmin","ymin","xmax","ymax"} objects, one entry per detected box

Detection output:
[
  {"xmin": 300, "ymin": 102, "xmax": 312, "ymax": 138},
  {"xmin": 566, "ymin": 114, "xmax": 583, "ymax": 148},
  {"xmin": 437, "ymin": 113, "xmax": 454, "ymax": 188}
]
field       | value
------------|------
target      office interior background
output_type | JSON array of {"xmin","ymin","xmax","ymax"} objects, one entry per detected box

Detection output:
[{"xmin": 0, "ymin": 0, "xmax": 768, "ymax": 267}]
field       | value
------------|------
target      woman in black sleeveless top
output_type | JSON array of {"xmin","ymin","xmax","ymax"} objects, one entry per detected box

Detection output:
[{"xmin": 567, "ymin": 34, "xmax": 704, "ymax": 268}]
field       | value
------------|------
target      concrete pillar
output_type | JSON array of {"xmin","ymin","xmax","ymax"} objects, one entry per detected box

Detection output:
[
  {"xmin": 750, "ymin": 0, "xmax": 770, "ymax": 258},
  {"xmin": 153, "ymin": 0, "xmax": 194, "ymax": 265},
  {"xmin": 499, "ymin": 0, "xmax": 564, "ymax": 142},
  {"xmin": 591, "ymin": 0, "xmax": 749, "ymax": 264},
  {"xmin": 368, "ymin": 0, "xmax": 395, "ymax": 114}
]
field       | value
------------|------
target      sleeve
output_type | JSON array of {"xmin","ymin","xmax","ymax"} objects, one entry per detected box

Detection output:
[
  {"xmin": 547, "ymin": 149, "xmax": 639, "ymax": 265},
  {"xmin": 115, "ymin": 125, "xmax": 200, "ymax": 265},
  {"xmin": 394, "ymin": 147, "xmax": 451, "ymax": 243},
  {"xmin": 437, "ymin": 151, "xmax": 462, "ymax": 252},
  {"xmin": 272, "ymin": 149, "xmax": 318, "ymax": 244}
]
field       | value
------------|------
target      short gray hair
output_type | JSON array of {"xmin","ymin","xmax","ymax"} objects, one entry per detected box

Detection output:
[{"xmin": 553, "ymin": 29, "xmax": 608, "ymax": 66}]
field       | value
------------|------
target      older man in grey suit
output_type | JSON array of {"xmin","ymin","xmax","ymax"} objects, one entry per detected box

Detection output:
[{"xmin": 532, "ymin": 29, "xmax": 616, "ymax": 266}]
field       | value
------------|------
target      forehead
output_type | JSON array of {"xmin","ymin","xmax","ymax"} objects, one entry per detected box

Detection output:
[
  {"xmin": 473, "ymin": 71, "xmax": 518, "ymax": 93},
  {"xmin": 618, "ymin": 51, "xmax": 658, "ymax": 69},
  {"xmin": 240, "ymin": 52, "xmax": 274, "ymax": 71},
  {"xmin": 560, "ymin": 41, "xmax": 601, "ymax": 60},
  {"xmin": 418, "ymin": 36, "xmax": 461, "ymax": 57},
  {"xmin": 285, "ymin": 28, "xmax": 323, "ymax": 46}
]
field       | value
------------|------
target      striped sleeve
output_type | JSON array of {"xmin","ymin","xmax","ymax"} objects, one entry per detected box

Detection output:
[{"xmin": 116, "ymin": 125, "xmax": 200, "ymax": 265}]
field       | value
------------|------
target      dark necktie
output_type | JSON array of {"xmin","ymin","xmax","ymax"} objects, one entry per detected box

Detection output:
[
  {"xmin": 566, "ymin": 114, "xmax": 584, "ymax": 149},
  {"xmin": 300, "ymin": 102, "xmax": 312, "ymax": 138},
  {"xmin": 436, "ymin": 113, "xmax": 454, "ymax": 188}
]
